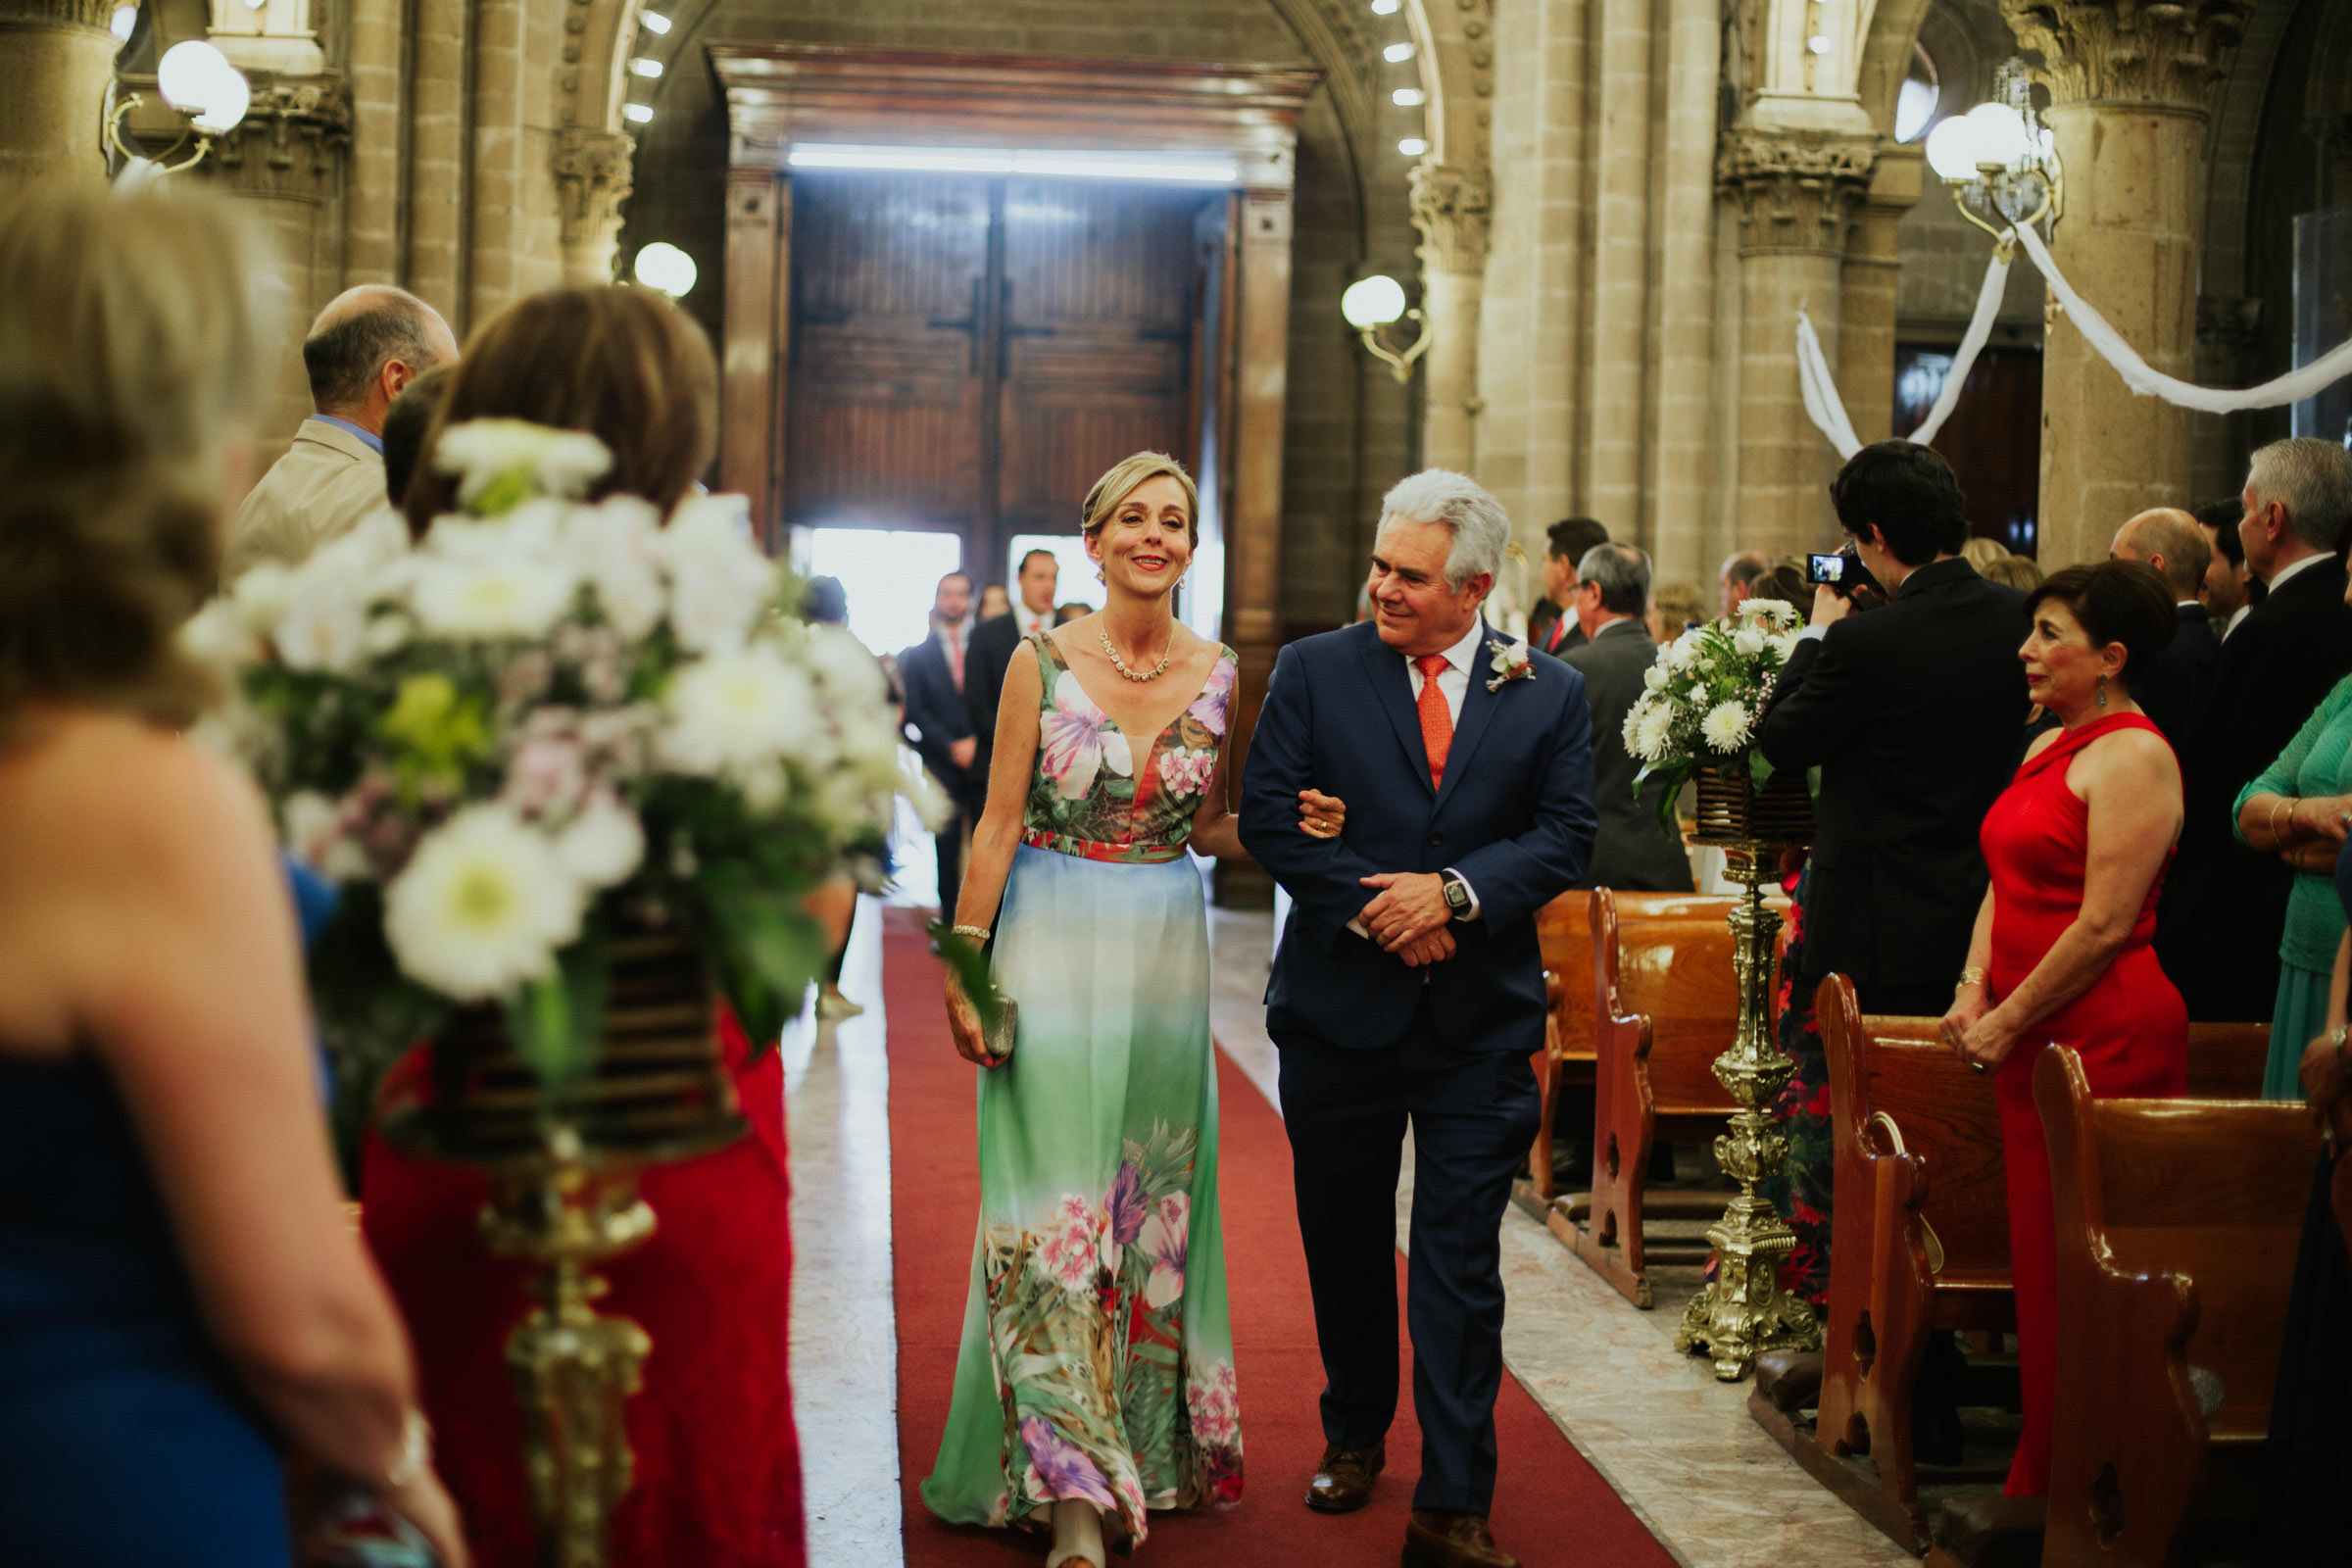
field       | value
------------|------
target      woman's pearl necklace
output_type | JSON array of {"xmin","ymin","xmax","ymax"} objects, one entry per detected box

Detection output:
[{"xmin": 1099, "ymin": 622, "xmax": 1173, "ymax": 683}]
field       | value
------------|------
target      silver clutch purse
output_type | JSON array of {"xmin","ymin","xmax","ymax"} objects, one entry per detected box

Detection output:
[{"xmin": 983, "ymin": 995, "xmax": 1019, "ymax": 1062}]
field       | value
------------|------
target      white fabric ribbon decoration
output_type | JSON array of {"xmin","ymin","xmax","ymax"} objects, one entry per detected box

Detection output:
[{"xmin": 1797, "ymin": 222, "xmax": 2352, "ymax": 455}]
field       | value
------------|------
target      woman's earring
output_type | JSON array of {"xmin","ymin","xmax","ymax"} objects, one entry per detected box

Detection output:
[
  {"xmin": 2096, "ymin": 672, "xmax": 2109, "ymax": 710},
  {"xmin": 1096, "ymin": 567, "xmax": 1106, "ymax": 584}
]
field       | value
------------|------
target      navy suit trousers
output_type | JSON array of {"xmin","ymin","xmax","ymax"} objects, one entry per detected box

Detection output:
[{"xmin": 1274, "ymin": 997, "xmax": 1541, "ymax": 1516}]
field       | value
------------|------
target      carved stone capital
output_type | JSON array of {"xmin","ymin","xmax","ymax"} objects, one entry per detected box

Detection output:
[
  {"xmin": 196, "ymin": 73, "xmax": 351, "ymax": 201},
  {"xmin": 1716, "ymin": 126, "xmax": 1877, "ymax": 255},
  {"xmin": 0, "ymin": 0, "xmax": 117, "ymax": 34},
  {"xmin": 1999, "ymin": 0, "xmax": 2254, "ymax": 111},
  {"xmin": 554, "ymin": 126, "xmax": 634, "ymax": 280},
  {"xmin": 1408, "ymin": 161, "xmax": 1490, "ymax": 275}
]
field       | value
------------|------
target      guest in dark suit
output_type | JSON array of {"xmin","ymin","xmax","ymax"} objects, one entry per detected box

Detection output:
[
  {"xmin": 1758, "ymin": 440, "xmax": 2032, "ymax": 1017},
  {"xmin": 1717, "ymin": 549, "xmax": 1776, "ymax": 622},
  {"xmin": 1563, "ymin": 542, "xmax": 1692, "ymax": 893},
  {"xmin": 2156, "ymin": 438, "xmax": 2352, "ymax": 1021},
  {"xmin": 1241, "ymin": 470, "xmax": 1596, "ymax": 1568},
  {"xmin": 962, "ymin": 547, "xmax": 1059, "ymax": 805},
  {"xmin": 1525, "ymin": 515, "xmax": 1609, "ymax": 657},
  {"xmin": 2196, "ymin": 496, "xmax": 2258, "ymax": 638},
  {"xmin": 900, "ymin": 571, "xmax": 978, "ymax": 909},
  {"xmin": 2108, "ymin": 508, "xmax": 2221, "ymax": 746}
]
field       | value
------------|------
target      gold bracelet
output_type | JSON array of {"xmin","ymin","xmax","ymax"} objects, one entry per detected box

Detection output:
[
  {"xmin": 950, "ymin": 923, "xmax": 992, "ymax": 944},
  {"xmin": 2270, "ymin": 795, "xmax": 2296, "ymax": 847},
  {"xmin": 1956, "ymin": 966, "xmax": 1988, "ymax": 995}
]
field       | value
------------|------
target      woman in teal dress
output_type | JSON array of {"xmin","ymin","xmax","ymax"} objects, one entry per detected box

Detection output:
[
  {"xmin": 2233, "ymin": 669, "xmax": 2352, "ymax": 1097},
  {"xmin": 928, "ymin": 453, "xmax": 1345, "ymax": 1568}
]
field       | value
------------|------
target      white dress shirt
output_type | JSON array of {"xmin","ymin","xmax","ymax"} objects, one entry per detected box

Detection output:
[
  {"xmin": 2266, "ymin": 551, "xmax": 2328, "ymax": 595},
  {"xmin": 1017, "ymin": 606, "xmax": 1053, "ymax": 636}
]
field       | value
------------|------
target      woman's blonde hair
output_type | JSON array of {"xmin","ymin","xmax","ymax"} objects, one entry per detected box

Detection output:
[
  {"xmin": 1082, "ymin": 452, "xmax": 1200, "ymax": 544},
  {"xmin": 0, "ymin": 184, "xmax": 268, "ymax": 733},
  {"xmin": 1960, "ymin": 535, "xmax": 2008, "ymax": 572}
]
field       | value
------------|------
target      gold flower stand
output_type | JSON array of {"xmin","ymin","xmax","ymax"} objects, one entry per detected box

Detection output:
[
  {"xmin": 380, "ymin": 930, "xmax": 747, "ymax": 1568},
  {"xmin": 1672, "ymin": 763, "xmax": 1825, "ymax": 1381}
]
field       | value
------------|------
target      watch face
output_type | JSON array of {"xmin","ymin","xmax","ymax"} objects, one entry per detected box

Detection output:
[{"xmin": 1443, "ymin": 877, "xmax": 1469, "ymax": 909}]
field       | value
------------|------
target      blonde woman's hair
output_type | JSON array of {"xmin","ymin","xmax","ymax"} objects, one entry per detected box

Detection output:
[
  {"xmin": 1082, "ymin": 452, "xmax": 1200, "ymax": 543},
  {"xmin": 1960, "ymin": 536, "xmax": 2007, "ymax": 572},
  {"xmin": 0, "ymin": 184, "xmax": 269, "ymax": 734},
  {"xmin": 1980, "ymin": 553, "xmax": 2045, "ymax": 591}
]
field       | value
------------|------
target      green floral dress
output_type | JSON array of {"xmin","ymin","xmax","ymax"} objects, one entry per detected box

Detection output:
[{"xmin": 921, "ymin": 634, "xmax": 1244, "ymax": 1542}]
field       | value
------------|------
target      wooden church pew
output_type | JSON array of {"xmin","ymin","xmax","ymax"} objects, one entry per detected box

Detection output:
[
  {"xmin": 1811, "ymin": 986, "xmax": 2272, "ymax": 1553},
  {"xmin": 1552, "ymin": 888, "xmax": 1763, "ymax": 1308},
  {"xmin": 1526, "ymin": 890, "xmax": 1718, "ymax": 1204},
  {"xmin": 2035, "ymin": 1045, "xmax": 2320, "ymax": 1568}
]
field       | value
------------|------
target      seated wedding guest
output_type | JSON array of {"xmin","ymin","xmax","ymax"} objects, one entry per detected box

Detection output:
[
  {"xmin": 2109, "ymin": 507, "xmax": 2220, "ymax": 745},
  {"xmin": 1529, "ymin": 514, "xmax": 1610, "ymax": 654},
  {"xmin": 0, "ymin": 184, "xmax": 466, "ymax": 1568},
  {"xmin": 1717, "ymin": 549, "xmax": 1774, "ymax": 620},
  {"xmin": 1760, "ymin": 440, "xmax": 2032, "ymax": 1015},
  {"xmin": 370, "ymin": 283, "xmax": 808, "ymax": 1568},
  {"xmin": 2197, "ymin": 496, "xmax": 2258, "ymax": 637},
  {"xmin": 2155, "ymin": 439, "xmax": 2352, "ymax": 1022},
  {"xmin": 1943, "ymin": 560, "xmax": 2186, "ymax": 1499},
  {"xmin": 1566, "ymin": 544, "xmax": 1692, "ymax": 894},
  {"xmin": 975, "ymin": 582, "xmax": 1012, "ymax": 620},
  {"xmin": 227, "ymin": 283, "xmax": 457, "ymax": 580},
  {"xmin": 378, "ymin": 362, "xmax": 453, "ymax": 509},
  {"xmin": 2256, "ymin": 875, "xmax": 2351, "ymax": 1568},
  {"xmin": 1981, "ymin": 553, "xmax": 2043, "ymax": 593},
  {"xmin": 1646, "ymin": 579, "xmax": 1705, "ymax": 644},
  {"xmin": 1960, "ymin": 535, "xmax": 2007, "ymax": 573}
]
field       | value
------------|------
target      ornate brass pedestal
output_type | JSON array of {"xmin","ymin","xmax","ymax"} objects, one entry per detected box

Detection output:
[
  {"xmin": 381, "ymin": 932, "xmax": 746, "ymax": 1568},
  {"xmin": 1673, "ymin": 769, "xmax": 1824, "ymax": 1381}
]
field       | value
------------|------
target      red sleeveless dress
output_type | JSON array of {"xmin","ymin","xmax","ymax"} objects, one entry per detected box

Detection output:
[
  {"xmin": 1982, "ymin": 711, "xmax": 2187, "ymax": 1496},
  {"xmin": 361, "ymin": 1008, "xmax": 806, "ymax": 1566}
]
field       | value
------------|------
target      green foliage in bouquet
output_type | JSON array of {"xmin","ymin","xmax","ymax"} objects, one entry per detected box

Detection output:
[
  {"xmin": 183, "ymin": 420, "xmax": 947, "ymax": 1158},
  {"xmin": 1622, "ymin": 598, "xmax": 1807, "ymax": 839}
]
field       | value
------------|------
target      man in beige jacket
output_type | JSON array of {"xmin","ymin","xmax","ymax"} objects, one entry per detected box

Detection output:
[{"xmin": 223, "ymin": 284, "xmax": 458, "ymax": 581}]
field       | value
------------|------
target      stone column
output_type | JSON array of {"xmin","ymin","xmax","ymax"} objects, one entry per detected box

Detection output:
[
  {"xmin": 555, "ymin": 126, "xmax": 632, "ymax": 284},
  {"xmin": 0, "ymin": 0, "xmax": 119, "ymax": 194},
  {"xmin": 200, "ymin": 74, "xmax": 354, "ymax": 462},
  {"xmin": 1838, "ymin": 143, "xmax": 1921, "ymax": 447},
  {"xmin": 1718, "ymin": 126, "xmax": 1876, "ymax": 558},
  {"xmin": 2000, "ymin": 0, "xmax": 2253, "ymax": 566},
  {"xmin": 1408, "ymin": 161, "xmax": 1489, "ymax": 474}
]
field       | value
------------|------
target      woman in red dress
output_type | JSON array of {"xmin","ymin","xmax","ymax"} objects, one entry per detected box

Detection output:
[
  {"xmin": 1940, "ymin": 561, "xmax": 2189, "ymax": 1498},
  {"xmin": 363, "ymin": 286, "xmax": 809, "ymax": 1567}
]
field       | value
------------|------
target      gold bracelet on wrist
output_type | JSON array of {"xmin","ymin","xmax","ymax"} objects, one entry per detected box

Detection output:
[
  {"xmin": 2270, "ymin": 795, "xmax": 2296, "ymax": 848},
  {"xmin": 1956, "ymin": 966, "xmax": 1988, "ymax": 996}
]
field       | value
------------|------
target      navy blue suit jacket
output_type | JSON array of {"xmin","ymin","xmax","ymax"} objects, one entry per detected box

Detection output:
[
  {"xmin": 1238, "ymin": 619, "xmax": 1598, "ymax": 1055},
  {"xmin": 899, "ymin": 630, "xmax": 976, "ymax": 810}
]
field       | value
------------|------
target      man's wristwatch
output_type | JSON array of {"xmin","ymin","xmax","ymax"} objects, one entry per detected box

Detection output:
[{"xmin": 1439, "ymin": 868, "xmax": 1472, "ymax": 920}]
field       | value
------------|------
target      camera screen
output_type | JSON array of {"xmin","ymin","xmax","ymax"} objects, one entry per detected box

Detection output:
[{"xmin": 1807, "ymin": 552, "xmax": 1845, "ymax": 585}]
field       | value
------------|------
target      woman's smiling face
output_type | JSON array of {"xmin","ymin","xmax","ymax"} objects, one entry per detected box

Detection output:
[{"xmin": 1087, "ymin": 474, "xmax": 1194, "ymax": 597}]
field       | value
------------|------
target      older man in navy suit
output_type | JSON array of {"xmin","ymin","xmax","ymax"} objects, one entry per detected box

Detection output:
[{"xmin": 1240, "ymin": 471, "xmax": 1597, "ymax": 1568}]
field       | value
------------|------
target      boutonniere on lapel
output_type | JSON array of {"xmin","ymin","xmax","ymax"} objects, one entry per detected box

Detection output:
[{"xmin": 1486, "ymin": 637, "xmax": 1535, "ymax": 693}]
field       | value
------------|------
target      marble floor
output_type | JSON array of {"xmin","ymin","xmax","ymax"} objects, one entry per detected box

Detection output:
[{"xmin": 784, "ymin": 900, "xmax": 1910, "ymax": 1567}]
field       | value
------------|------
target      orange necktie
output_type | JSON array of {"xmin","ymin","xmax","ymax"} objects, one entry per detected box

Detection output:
[{"xmin": 1415, "ymin": 653, "xmax": 1453, "ymax": 791}]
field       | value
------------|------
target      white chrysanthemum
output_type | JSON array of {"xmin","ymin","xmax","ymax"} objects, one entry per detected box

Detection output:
[
  {"xmin": 662, "ymin": 643, "xmax": 817, "ymax": 776},
  {"xmin": 555, "ymin": 797, "xmax": 645, "ymax": 889},
  {"xmin": 566, "ymin": 496, "xmax": 666, "ymax": 641},
  {"xmin": 1627, "ymin": 698, "xmax": 1675, "ymax": 761},
  {"xmin": 228, "ymin": 562, "xmax": 294, "ymax": 635},
  {"xmin": 1732, "ymin": 627, "xmax": 1767, "ymax": 658},
  {"xmin": 383, "ymin": 805, "xmax": 585, "ymax": 1000},
  {"xmin": 178, "ymin": 598, "xmax": 257, "ymax": 669},
  {"xmin": 1700, "ymin": 699, "xmax": 1752, "ymax": 753},
  {"xmin": 660, "ymin": 497, "xmax": 775, "ymax": 653},
  {"xmin": 1667, "ymin": 630, "xmax": 1704, "ymax": 671},
  {"xmin": 1642, "ymin": 661, "xmax": 1667, "ymax": 693},
  {"xmin": 1741, "ymin": 597, "xmax": 1801, "ymax": 627},
  {"xmin": 408, "ymin": 554, "xmax": 579, "ymax": 641},
  {"xmin": 433, "ymin": 419, "xmax": 612, "ymax": 506}
]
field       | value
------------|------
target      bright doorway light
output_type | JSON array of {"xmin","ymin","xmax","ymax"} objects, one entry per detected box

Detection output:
[
  {"xmin": 802, "ymin": 527, "xmax": 966, "ymax": 661},
  {"xmin": 787, "ymin": 143, "xmax": 1240, "ymax": 184}
]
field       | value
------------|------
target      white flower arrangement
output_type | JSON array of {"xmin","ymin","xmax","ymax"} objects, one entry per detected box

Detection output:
[
  {"xmin": 187, "ymin": 419, "xmax": 943, "ymax": 1107},
  {"xmin": 1622, "ymin": 597, "xmax": 1805, "ymax": 834}
]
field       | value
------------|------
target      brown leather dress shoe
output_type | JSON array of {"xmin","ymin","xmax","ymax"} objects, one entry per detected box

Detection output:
[
  {"xmin": 1402, "ymin": 1510, "xmax": 1520, "ymax": 1568},
  {"xmin": 1303, "ymin": 1440, "xmax": 1384, "ymax": 1512}
]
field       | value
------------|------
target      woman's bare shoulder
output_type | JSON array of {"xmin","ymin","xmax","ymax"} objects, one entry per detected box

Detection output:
[{"xmin": 7, "ymin": 715, "xmax": 270, "ymax": 875}]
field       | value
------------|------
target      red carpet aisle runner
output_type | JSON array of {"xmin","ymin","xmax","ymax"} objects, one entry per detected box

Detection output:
[{"xmin": 884, "ymin": 909, "xmax": 1674, "ymax": 1567}]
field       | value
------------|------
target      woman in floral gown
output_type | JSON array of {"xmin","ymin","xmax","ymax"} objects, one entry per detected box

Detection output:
[{"xmin": 926, "ymin": 453, "xmax": 1343, "ymax": 1568}]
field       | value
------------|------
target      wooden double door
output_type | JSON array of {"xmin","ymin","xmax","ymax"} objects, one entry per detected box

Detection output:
[{"xmin": 785, "ymin": 172, "xmax": 1228, "ymax": 576}]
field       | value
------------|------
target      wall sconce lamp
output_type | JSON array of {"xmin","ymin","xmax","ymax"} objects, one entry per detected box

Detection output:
[
  {"xmin": 110, "ymin": 39, "xmax": 251, "ymax": 181},
  {"xmin": 1923, "ymin": 59, "xmax": 2063, "ymax": 254},
  {"xmin": 1342, "ymin": 273, "xmax": 1429, "ymax": 384}
]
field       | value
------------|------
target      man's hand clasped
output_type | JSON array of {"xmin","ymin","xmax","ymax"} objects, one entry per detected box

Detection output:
[{"xmin": 1358, "ymin": 871, "xmax": 1454, "ymax": 966}]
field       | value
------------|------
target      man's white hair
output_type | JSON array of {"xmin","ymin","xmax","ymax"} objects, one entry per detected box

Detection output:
[
  {"xmin": 2248, "ymin": 437, "xmax": 2352, "ymax": 554},
  {"xmin": 1378, "ymin": 468, "xmax": 1509, "ymax": 592}
]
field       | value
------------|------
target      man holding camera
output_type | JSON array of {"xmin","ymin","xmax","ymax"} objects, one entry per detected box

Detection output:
[{"xmin": 1759, "ymin": 441, "xmax": 2033, "ymax": 1016}]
